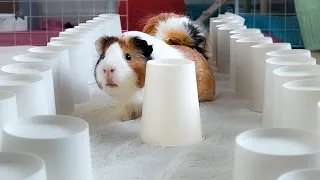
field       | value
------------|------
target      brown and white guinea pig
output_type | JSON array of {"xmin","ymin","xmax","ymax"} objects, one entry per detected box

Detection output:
[{"xmin": 94, "ymin": 14, "xmax": 215, "ymax": 121}]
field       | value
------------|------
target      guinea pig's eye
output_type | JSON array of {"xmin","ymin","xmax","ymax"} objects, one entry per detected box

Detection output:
[{"xmin": 125, "ymin": 53, "xmax": 131, "ymax": 61}]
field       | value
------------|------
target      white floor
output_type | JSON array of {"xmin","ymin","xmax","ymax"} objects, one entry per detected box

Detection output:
[{"xmin": 71, "ymin": 66, "xmax": 263, "ymax": 180}]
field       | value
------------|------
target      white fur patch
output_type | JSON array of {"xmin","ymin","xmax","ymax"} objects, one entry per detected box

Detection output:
[
  {"xmin": 154, "ymin": 16, "xmax": 190, "ymax": 41},
  {"xmin": 96, "ymin": 42, "xmax": 139, "ymax": 104}
]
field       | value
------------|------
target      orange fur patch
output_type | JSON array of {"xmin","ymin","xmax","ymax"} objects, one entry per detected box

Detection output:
[
  {"xmin": 172, "ymin": 45, "xmax": 215, "ymax": 101},
  {"xmin": 142, "ymin": 12, "xmax": 183, "ymax": 35},
  {"xmin": 119, "ymin": 37, "xmax": 147, "ymax": 89},
  {"xmin": 164, "ymin": 29, "xmax": 194, "ymax": 48}
]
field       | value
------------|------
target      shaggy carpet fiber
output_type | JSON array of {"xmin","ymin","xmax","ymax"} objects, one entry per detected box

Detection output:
[{"xmin": 71, "ymin": 68, "xmax": 263, "ymax": 180}]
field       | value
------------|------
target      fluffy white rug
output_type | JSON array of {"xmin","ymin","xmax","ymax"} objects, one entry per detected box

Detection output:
[{"xmin": 71, "ymin": 69, "xmax": 263, "ymax": 180}]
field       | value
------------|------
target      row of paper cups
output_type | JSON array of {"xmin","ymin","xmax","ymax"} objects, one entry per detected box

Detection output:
[
  {"xmin": 211, "ymin": 12, "xmax": 320, "ymax": 180},
  {"xmin": 0, "ymin": 13, "xmax": 122, "ymax": 180}
]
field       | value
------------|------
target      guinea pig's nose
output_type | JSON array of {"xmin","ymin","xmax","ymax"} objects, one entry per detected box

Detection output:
[{"xmin": 103, "ymin": 68, "xmax": 115, "ymax": 74}]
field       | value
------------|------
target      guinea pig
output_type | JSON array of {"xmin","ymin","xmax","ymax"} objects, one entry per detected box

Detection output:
[{"xmin": 94, "ymin": 15, "xmax": 215, "ymax": 121}]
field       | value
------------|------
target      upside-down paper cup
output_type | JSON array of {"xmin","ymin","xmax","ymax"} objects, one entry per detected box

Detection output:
[
  {"xmin": 1, "ymin": 63, "xmax": 56, "ymax": 115},
  {"xmin": 266, "ymin": 49, "xmax": 312, "ymax": 59},
  {"xmin": 12, "ymin": 53, "xmax": 59, "ymax": 111},
  {"xmin": 51, "ymin": 35, "xmax": 96, "ymax": 85},
  {"xmin": 0, "ymin": 74, "xmax": 47, "ymax": 118},
  {"xmin": 1, "ymin": 115, "xmax": 93, "ymax": 180},
  {"xmin": 250, "ymin": 43, "xmax": 292, "ymax": 112},
  {"xmin": 0, "ymin": 90, "xmax": 18, "ymax": 143},
  {"xmin": 48, "ymin": 40, "xmax": 90, "ymax": 104},
  {"xmin": 28, "ymin": 46, "xmax": 75, "ymax": 115},
  {"xmin": 0, "ymin": 152, "xmax": 47, "ymax": 180},
  {"xmin": 281, "ymin": 79, "xmax": 320, "ymax": 131},
  {"xmin": 230, "ymin": 28, "xmax": 261, "ymax": 36},
  {"xmin": 211, "ymin": 18, "xmax": 238, "ymax": 65},
  {"xmin": 85, "ymin": 20, "xmax": 106, "ymax": 37},
  {"xmin": 229, "ymin": 32, "xmax": 264, "ymax": 91},
  {"xmin": 218, "ymin": 13, "xmax": 245, "ymax": 24},
  {"xmin": 278, "ymin": 169, "xmax": 320, "ymax": 180},
  {"xmin": 77, "ymin": 23, "xmax": 103, "ymax": 41},
  {"xmin": 140, "ymin": 59, "xmax": 202, "ymax": 146},
  {"xmin": 235, "ymin": 37, "xmax": 273, "ymax": 99},
  {"xmin": 272, "ymin": 65, "xmax": 320, "ymax": 127},
  {"xmin": 263, "ymin": 55, "xmax": 314, "ymax": 127},
  {"xmin": 217, "ymin": 24, "xmax": 246, "ymax": 74},
  {"xmin": 0, "ymin": 46, "xmax": 34, "ymax": 71},
  {"xmin": 98, "ymin": 14, "xmax": 122, "ymax": 36},
  {"xmin": 234, "ymin": 128, "xmax": 320, "ymax": 180}
]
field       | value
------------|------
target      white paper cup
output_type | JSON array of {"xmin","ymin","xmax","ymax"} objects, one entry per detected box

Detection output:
[
  {"xmin": 217, "ymin": 24, "xmax": 246, "ymax": 74},
  {"xmin": 234, "ymin": 128, "xmax": 320, "ymax": 180},
  {"xmin": 278, "ymin": 169, "xmax": 320, "ymax": 180},
  {"xmin": 28, "ymin": 46, "xmax": 75, "ymax": 115},
  {"xmin": 0, "ymin": 46, "xmax": 34, "ymax": 72},
  {"xmin": 98, "ymin": 14, "xmax": 122, "ymax": 36},
  {"xmin": 218, "ymin": 13, "xmax": 245, "ymax": 24},
  {"xmin": 1, "ymin": 115, "xmax": 93, "ymax": 180},
  {"xmin": 250, "ymin": 43, "xmax": 292, "ymax": 112},
  {"xmin": 140, "ymin": 59, "xmax": 202, "ymax": 146},
  {"xmin": 211, "ymin": 19, "xmax": 238, "ymax": 65},
  {"xmin": 53, "ymin": 33, "xmax": 96, "ymax": 85},
  {"xmin": 85, "ymin": 20, "xmax": 106, "ymax": 37},
  {"xmin": 77, "ymin": 23, "xmax": 103, "ymax": 40},
  {"xmin": 1, "ymin": 63, "xmax": 56, "ymax": 115},
  {"xmin": 263, "ymin": 56, "xmax": 314, "ymax": 127},
  {"xmin": 235, "ymin": 37, "xmax": 273, "ymax": 99},
  {"xmin": 0, "ymin": 74, "xmax": 48, "ymax": 118},
  {"xmin": 229, "ymin": 32, "xmax": 264, "ymax": 91},
  {"xmin": 12, "ymin": 53, "xmax": 60, "ymax": 111},
  {"xmin": 281, "ymin": 79, "xmax": 320, "ymax": 131},
  {"xmin": 266, "ymin": 49, "xmax": 312, "ymax": 59},
  {"xmin": 0, "ymin": 152, "xmax": 47, "ymax": 180},
  {"xmin": 96, "ymin": 14, "xmax": 122, "ymax": 36},
  {"xmin": 230, "ymin": 28, "xmax": 261, "ymax": 35},
  {"xmin": 272, "ymin": 65, "xmax": 320, "ymax": 127},
  {"xmin": 48, "ymin": 40, "xmax": 90, "ymax": 104},
  {"xmin": 0, "ymin": 90, "xmax": 18, "ymax": 143}
]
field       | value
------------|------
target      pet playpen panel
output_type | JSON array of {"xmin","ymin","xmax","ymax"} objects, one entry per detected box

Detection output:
[
  {"xmin": 0, "ymin": 0, "xmax": 128, "ymax": 46},
  {"xmin": 185, "ymin": 0, "xmax": 303, "ymax": 48}
]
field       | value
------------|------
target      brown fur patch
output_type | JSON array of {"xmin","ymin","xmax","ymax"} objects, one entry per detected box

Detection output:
[
  {"xmin": 142, "ymin": 13, "xmax": 182, "ymax": 35},
  {"xmin": 119, "ymin": 37, "xmax": 147, "ymax": 89},
  {"xmin": 172, "ymin": 45, "xmax": 215, "ymax": 101},
  {"xmin": 164, "ymin": 29, "xmax": 194, "ymax": 48},
  {"xmin": 95, "ymin": 36, "xmax": 119, "ymax": 55}
]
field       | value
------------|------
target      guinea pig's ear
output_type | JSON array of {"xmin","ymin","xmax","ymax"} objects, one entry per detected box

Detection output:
[
  {"xmin": 132, "ymin": 36, "xmax": 153, "ymax": 59},
  {"xmin": 95, "ymin": 36, "xmax": 119, "ymax": 55}
]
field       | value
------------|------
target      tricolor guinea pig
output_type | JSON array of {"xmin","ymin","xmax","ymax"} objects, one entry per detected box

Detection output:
[{"xmin": 94, "ymin": 14, "xmax": 215, "ymax": 121}]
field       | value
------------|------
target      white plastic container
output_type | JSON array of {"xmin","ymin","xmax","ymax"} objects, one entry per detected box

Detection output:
[{"xmin": 0, "ymin": 14, "xmax": 27, "ymax": 32}]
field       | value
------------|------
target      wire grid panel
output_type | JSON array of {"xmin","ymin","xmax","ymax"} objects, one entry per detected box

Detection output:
[
  {"xmin": 0, "ymin": 0, "xmax": 128, "ymax": 46},
  {"xmin": 236, "ymin": 0, "xmax": 303, "ymax": 48}
]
